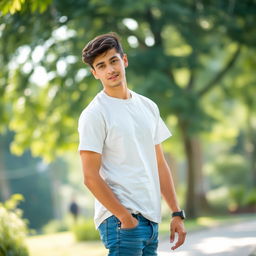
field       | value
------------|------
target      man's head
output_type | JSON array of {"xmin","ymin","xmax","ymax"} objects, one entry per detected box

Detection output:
[
  {"xmin": 82, "ymin": 33, "xmax": 128, "ymax": 90},
  {"xmin": 82, "ymin": 32, "xmax": 124, "ymax": 68}
]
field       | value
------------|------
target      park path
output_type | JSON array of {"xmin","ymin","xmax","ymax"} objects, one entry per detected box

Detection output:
[{"xmin": 158, "ymin": 219, "xmax": 256, "ymax": 256}]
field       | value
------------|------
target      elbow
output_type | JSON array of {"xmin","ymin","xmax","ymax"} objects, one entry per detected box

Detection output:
[
  {"xmin": 84, "ymin": 176, "xmax": 92, "ymax": 188},
  {"xmin": 83, "ymin": 174, "xmax": 98, "ymax": 188}
]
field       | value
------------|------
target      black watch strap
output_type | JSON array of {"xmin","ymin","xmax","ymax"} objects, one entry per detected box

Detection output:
[{"xmin": 172, "ymin": 210, "xmax": 186, "ymax": 219}]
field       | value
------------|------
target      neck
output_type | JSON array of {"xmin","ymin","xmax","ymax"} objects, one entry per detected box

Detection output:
[{"xmin": 103, "ymin": 85, "xmax": 131, "ymax": 99}]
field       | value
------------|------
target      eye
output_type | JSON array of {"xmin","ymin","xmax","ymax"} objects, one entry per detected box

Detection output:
[
  {"xmin": 111, "ymin": 59, "xmax": 118, "ymax": 64},
  {"xmin": 98, "ymin": 64, "xmax": 105, "ymax": 70}
]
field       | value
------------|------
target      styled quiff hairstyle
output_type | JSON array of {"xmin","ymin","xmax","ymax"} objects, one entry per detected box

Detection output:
[{"xmin": 82, "ymin": 32, "xmax": 124, "ymax": 68}]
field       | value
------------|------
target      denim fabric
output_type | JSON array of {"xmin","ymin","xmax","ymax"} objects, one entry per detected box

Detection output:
[{"xmin": 98, "ymin": 214, "xmax": 158, "ymax": 256}]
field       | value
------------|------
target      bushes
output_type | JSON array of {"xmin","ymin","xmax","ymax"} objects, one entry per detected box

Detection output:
[
  {"xmin": 207, "ymin": 154, "xmax": 256, "ymax": 213},
  {"xmin": 72, "ymin": 218, "xmax": 100, "ymax": 241},
  {"xmin": 42, "ymin": 218, "xmax": 69, "ymax": 234},
  {"xmin": 229, "ymin": 186, "xmax": 256, "ymax": 212},
  {"xmin": 42, "ymin": 216, "xmax": 100, "ymax": 242},
  {"xmin": 0, "ymin": 194, "xmax": 29, "ymax": 256}
]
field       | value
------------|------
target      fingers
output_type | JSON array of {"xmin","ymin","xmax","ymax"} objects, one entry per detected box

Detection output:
[
  {"xmin": 171, "ymin": 230, "xmax": 187, "ymax": 250},
  {"xmin": 170, "ymin": 227, "xmax": 175, "ymax": 243},
  {"xmin": 170, "ymin": 218, "xmax": 187, "ymax": 250},
  {"xmin": 121, "ymin": 215, "xmax": 139, "ymax": 229}
]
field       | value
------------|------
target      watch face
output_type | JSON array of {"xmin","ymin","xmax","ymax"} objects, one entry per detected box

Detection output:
[{"xmin": 172, "ymin": 210, "xmax": 186, "ymax": 219}]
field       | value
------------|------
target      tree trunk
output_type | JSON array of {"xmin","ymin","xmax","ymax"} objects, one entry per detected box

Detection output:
[
  {"xmin": 192, "ymin": 138, "xmax": 210, "ymax": 212},
  {"xmin": 179, "ymin": 121, "xmax": 209, "ymax": 218},
  {"xmin": 0, "ymin": 136, "xmax": 11, "ymax": 201},
  {"xmin": 0, "ymin": 168, "xmax": 11, "ymax": 201},
  {"xmin": 49, "ymin": 161, "xmax": 63, "ymax": 220}
]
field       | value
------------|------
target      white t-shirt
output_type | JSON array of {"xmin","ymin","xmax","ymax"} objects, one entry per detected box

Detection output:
[{"xmin": 78, "ymin": 89, "xmax": 172, "ymax": 229}]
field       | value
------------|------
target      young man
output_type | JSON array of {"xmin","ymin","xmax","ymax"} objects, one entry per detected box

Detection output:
[{"xmin": 78, "ymin": 32, "xmax": 186, "ymax": 256}]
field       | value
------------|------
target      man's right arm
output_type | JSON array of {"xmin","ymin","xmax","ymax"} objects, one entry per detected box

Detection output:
[{"xmin": 80, "ymin": 150, "xmax": 138, "ymax": 228}]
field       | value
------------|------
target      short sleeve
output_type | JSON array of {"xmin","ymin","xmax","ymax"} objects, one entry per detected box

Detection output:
[
  {"xmin": 78, "ymin": 111, "xmax": 106, "ymax": 154},
  {"xmin": 154, "ymin": 108, "xmax": 172, "ymax": 145}
]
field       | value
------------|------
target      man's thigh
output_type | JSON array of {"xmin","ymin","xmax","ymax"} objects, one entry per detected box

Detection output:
[{"xmin": 98, "ymin": 215, "xmax": 158, "ymax": 256}]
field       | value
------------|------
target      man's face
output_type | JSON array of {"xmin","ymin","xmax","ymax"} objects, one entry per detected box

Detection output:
[{"xmin": 91, "ymin": 48, "xmax": 128, "ymax": 89}]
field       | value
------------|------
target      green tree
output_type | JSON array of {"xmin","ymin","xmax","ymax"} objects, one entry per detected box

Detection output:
[
  {"xmin": 0, "ymin": 132, "xmax": 56, "ymax": 230},
  {"xmin": 0, "ymin": 0, "xmax": 51, "ymax": 14},
  {"xmin": 223, "ymin": 46, "xmax": 256, "ymax": 188},
  {"xmin": 1, "ymin": 0, "xmax": 255, "ymax": 217}
]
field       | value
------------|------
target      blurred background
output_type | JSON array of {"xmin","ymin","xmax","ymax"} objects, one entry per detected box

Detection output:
[{"xmin": 0, "ymin": 0, "xmax": 255, "ymax": 255}]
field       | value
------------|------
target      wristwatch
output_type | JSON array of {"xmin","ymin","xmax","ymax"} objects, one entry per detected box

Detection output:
[{"xmin": 172, "ymin": 210, "xmax": 186, "ymax": 220}]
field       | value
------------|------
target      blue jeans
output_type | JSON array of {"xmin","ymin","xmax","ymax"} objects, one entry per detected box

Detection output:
[{"xmin": 98, "ymin": 214, "xmax": 159, "ymax": 256}]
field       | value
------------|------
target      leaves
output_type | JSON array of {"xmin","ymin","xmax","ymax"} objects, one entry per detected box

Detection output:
[
  {"xmin": 0, "ymin": 194, "xmax": 29, "ymax": 256},
  {"xmin": 0, "ymin": 0, "xmax": 256, "ymax": 161},
  {"xmin": 0, "ymin": 0, "xmax": 26, "ymax": 15},
  {"xmin": 0, "ymin": 0, "xmax": 52, "ymax": 15}
]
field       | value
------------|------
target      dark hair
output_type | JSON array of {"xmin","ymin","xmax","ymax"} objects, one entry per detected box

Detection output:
[{"xmin": 82, "ymin": 32, "xmax": 124, "ymax": 68}]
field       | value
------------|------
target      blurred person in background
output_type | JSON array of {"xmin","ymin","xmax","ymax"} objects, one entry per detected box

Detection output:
[
  {"xmin": 69, "ymin": 196, "xmax": 79, "ymax": 222},
  {"xmin": 78, "ymin": 32, "xmax": 186, "ymax": 256}
]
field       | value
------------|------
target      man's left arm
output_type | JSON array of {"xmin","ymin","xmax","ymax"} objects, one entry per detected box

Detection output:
[{"xmin": 155, "ymin": 144, "xmax": 186, "ymax": 250}]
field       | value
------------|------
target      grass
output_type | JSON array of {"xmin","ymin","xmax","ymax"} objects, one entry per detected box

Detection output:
[
  {"xmin": 26, "ymin": 213, "xmax": 255, "ymax": 256},
  {"xmin": 26, "ymin": 232, "xmax": 107, "ymax": 256}
]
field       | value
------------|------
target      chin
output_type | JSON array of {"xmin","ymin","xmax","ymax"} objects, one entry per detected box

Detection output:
[{"xmin": 110, "ymin": 83, "xmax": 122, "ymax": 88}]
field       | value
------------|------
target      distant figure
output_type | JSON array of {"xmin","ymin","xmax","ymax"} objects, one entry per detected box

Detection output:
[{"xmin": 69, "ymin": 199, "xmax": 79, "ymax": 222}]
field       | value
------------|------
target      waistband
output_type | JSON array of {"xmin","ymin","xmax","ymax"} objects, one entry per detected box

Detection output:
[{"xmin": 132, "ymin": 213, "xmax": 151, "ymax": 224}]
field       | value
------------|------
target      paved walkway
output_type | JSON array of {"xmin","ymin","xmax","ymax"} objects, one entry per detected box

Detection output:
[{"xmin": 158, "ymin": 219, "xmax": 256, "ymax": 256}]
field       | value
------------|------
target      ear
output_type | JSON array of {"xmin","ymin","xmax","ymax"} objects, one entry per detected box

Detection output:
[
  {"xmin": 91, "ymin": 68, "xmax": 99, "ymax": 79},
  {"xmin": 123, "ymin": 54, "xmax": 128, "ymax": 68}
]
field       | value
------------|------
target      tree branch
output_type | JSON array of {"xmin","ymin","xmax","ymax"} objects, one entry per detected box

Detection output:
[
  {"xmin": 198, "ymin": 44, "xmax": 242, "ymax": 97},
  {"xmin": 162, "ymin": 69, "xmax": 177, "ymax": 88},
  {"xmin": 187, "ymin": 69, "xmax": 195, "ymax": 90},
  {"xmin": 146, "ymin": 8, "xmax": 162, "ymax": 47},
  {"xmin": 145, "ymin": 8, "xmax": 180, "ymax": 88}
]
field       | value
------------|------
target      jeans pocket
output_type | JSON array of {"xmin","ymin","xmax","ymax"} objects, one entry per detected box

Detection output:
[
  {"xmin": 118, "ymin": 219, "xmax": 139, "ymax": 231},
  {"xmin": 98, "ymin": 220, "xmax": 108, "ymax": 247},
  {"xmin": 98, "ymin": 216, "xmax": 120, "ymax": 248}
]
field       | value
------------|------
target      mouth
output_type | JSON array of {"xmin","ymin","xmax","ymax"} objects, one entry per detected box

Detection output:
[{"xmin": 108, "ymin": 74, "xmax": 119, "ymax": 80}]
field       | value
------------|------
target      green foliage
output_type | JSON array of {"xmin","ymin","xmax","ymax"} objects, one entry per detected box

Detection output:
[
  {"xmin": 1, "ymin": 0, "xmax": 255, "ymax": 161},
  {"xmin": 207, "ymin": 187, "xmax": 230, "ymax": 213},
  {"xmin": 243, "ymin": 189, "xmax": 256, "ymax": 207},
  {"xmin": 1, "ymin": 0, "xmax": 256, "ymax": 219},
  {"xmin": 206, "ymin": 154, "xmax": 255, "ymax": 211},
  {"xmin": 229, "ymin": 186, "xmax": 256, "ymax": 209},
  {"xmin": 229, "ymin": 186, "xmax": 246, "ymax": 207},
  {"xmin": 0, "ymin": 0, "xmax": 26, "ymax": 14},
  {"xmin": 0, "ymin": 132, "xmax": 56, "ymax": 230},
  {"xmin": 42, "ymin": 216, "xmax": 100, "ymax": 241},
  {"xmin": 209, "ymin": 154, "xmax": 250, "ymax": 188},
  {"xmin": 41, "ymin": 214, "xmax": 76, "ymax": 234},
  {"xmin": 72, "ymin": 218, "xmax": 100, "ymax": 241},
  {"xmin": 42, "ymin": 219, "xmax": 69, "ymax": 234},
  {"xmin": 0, "ymin": 0, "xmax": 52, "ymax": 14},
  {"xmin": 0, "ymin": 194, "xmax": 29, "ymax": 256}
]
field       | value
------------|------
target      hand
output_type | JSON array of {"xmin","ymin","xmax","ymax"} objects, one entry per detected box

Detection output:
[
  {"xmin": 170, "ymin": 217, "xmax": 186, "ymax": 250},
  {"xmin": 120, "ymin": 215, "xmax": 138, "ymax": 229}
]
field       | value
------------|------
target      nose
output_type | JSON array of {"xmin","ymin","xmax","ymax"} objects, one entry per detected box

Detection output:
[{"xmin": 106, "ymin": 64, "xmax": 115, "ymax": 74}]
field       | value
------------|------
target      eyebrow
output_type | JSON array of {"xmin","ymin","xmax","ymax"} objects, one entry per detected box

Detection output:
[
  {"xmin": 109, "ymin": 56, "xmax": 119, "ymax": 61},
  {"xmin": 95, "ymin": 61, "xmax": 104, "ymax": 68},
  {"xmin": 95, "ymin": 55, "xmax": 119, "ymax": 68}
]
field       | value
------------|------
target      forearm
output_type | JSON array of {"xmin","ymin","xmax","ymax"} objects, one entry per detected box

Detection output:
[
  {"xmin": 85, "ymin": 175, "xmax": 131, "ymax": 220},
  {"xmin": 158, "ymin": 160, "xmax": 181, "ymax": 212},
  {"xmin": 80, "ymin": 151, "xmax": 131, "ymax": 222}
]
